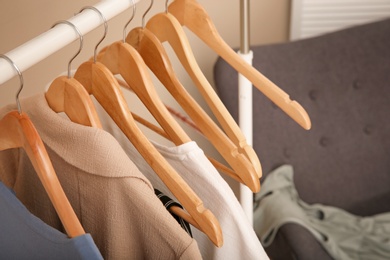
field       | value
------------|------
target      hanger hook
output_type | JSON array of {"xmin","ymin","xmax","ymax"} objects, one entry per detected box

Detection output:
[
  {"xmin": 123, "ymin": 0, "xmax": 136, "ymax": 42},
  {"xmin": 51, "ymin": 20, "xmax": 83, "ymax": 78},
  {"xmin": 142, "ymin": 0, "xmax": 154, "ymax": 28},
  {"xmin": 165, "ymin": 0, "xmax": 170, "ymax": 13},
  {"xmin": 78, "ymin": 6, "xmax": 108, "ymax": 63},
  {"xmin": 0, "ymin": 54, "xmax": 24, "ymax": 114}
]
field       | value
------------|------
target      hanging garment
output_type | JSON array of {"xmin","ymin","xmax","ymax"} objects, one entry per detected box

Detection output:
[
  {"xmin": 254, "ymin": 165, "xmax": 390, "ymax": 260},
  {"xmin": 0, "ymin": 181, "xmax": 102, "ymax": 259},
  {"xmin": 96, "ymin": 106, "xmax": 269, "ymax": 260},
  {"xmin": 0, "ymin": 93, "xmax": 202, "ymax": 260}
]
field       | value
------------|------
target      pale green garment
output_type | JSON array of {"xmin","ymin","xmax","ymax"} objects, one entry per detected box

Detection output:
[{"xmin": 254, "ymin": 165, "xmax": 390, "ymax": 260}]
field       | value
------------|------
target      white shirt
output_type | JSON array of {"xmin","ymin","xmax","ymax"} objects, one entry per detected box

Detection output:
[{"xmin": 97, "ymin": 105, "xmax": 269, "ymax": 260}]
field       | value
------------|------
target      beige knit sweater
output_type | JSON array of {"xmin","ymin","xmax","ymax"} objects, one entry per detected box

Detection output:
[{"xmin": 0, "ymin": 93, "xmax": 201, "ymax": 260}]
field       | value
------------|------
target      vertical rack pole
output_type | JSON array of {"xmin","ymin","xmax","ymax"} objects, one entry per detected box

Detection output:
[{"xmin": 238, "ymin": 0, "xmax": 254, "ymax": 224}]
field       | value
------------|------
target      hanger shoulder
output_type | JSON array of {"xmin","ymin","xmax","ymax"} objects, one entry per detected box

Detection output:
[
  {"xmin": 126, "ymin": 27, "xmax": 195, "ymax": 145},
  {"xmin": 0, "ymin": 111, "xmax": 23, "ymax": 150},
  {"xmin": 146, "ymin": 13, "xmax": 201, "ymax": 82},
  {"xmin": 211, "ymin": 37, "xmax": 313, "ymax": 131},
  {"xmin": 169, "ymin": 0, "xmax": 311, "ymax": 130},
  {"xmin": 169, "ymin": 0, "xmax": 219, "ymax": 42},
  {"xmin": 75, "ymin": 61, "xmax": 128, "ymax": 121},
  {"xmin": 0, "ymin": 111, "xmax": 85, "ymax": 238},
  {"xmin": 98, "ymin": 40, "xmax": 191, "ymax": 145},
  {"xmin": 126, "ymin": 28, "xmax": 179, "ymax": 96},
  {"xmin": 95, "ymin": 42, "xmax": 122, "ymax": 75},
  {"xmin": 45, "ymin": 75, "xmax": 102, "ymax": 128}
]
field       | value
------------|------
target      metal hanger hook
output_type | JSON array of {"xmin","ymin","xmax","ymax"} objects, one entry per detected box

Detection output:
[
  {"xmin": 51, "ymin": 20, "xmax": 83, "ymax": 78},
  {"xmin": 123, "ymin": 0, "xmax": 136, "ymax": 42},
  {"xmin": 165, "ymin": 0, "xmax": 170, "ymax": 13},
  {"xmin": 78, "ymin": 6, "xmax": 108, "ymax": 63},
  {"xmin": 0, "ymin": 54, "xmax": 24, "ymax": 114},
  {"xmin": 142, "ymin": 0, "xmax": 154, "ymax": 28}
]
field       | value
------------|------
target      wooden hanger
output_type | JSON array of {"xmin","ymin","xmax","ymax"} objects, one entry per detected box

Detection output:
[
  {"xmin": 116, "ymin": 78, "xmax": 245, "ymax": 184},
  {"xmin": 124, "ymin": 0, "xmax": 256, "ymax": 184},
  {"xmin": 95, "ymin": 42, "xmax": 191, "ymax": 145},
  {"xmin": 75, "ymin": 60, "xmax": 223, "ymax": 246},
  {"xmin": 168, "ymin": 0, "xmax": 312, "ymax": 131},
  {"xmin": 45, "ymin": 20, "xmax": 102, "ymax": 129},
  {"xmin": 0, "ymin": 55, "xmax": 85, "ymax": 238},
  {"xmin": 97, "ymin": 4, "xmax": 191, "ymax": 146},
  {"xmin": 124, "ymin": 26, "xmax": 260, "ymax": 191},
  {"xmin": 74, "ymin": 6, "xmax": 223, "ymax": 247},
  {"xmin": 141, "ymin": 13, "xmax": 261, "ymax": 189},
  {"xmin": 145, "ymin": 9, "xmax": 263, "ymax": 180}
]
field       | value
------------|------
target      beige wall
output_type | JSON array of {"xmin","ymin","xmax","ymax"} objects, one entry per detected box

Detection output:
[{"xmin": 0, "ymin": 0, "xmax": 290, "ymax": 193}]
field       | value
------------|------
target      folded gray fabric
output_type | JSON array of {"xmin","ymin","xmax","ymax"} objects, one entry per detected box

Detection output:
[{"xmin": 254, "ymin": 165, "xmax": 390, "ymax": 260}]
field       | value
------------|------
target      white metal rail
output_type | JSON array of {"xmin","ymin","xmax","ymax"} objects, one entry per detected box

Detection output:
[{"xmin": 0, "ymin": 0, "xmax": 140, "ymax": 85}]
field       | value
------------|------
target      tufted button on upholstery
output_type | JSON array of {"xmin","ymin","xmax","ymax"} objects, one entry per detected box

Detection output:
[
  {"xmin": 283, "ymin": 148, "xmax": 291, "ymax": 158},
  {"xmin": 353, "ymin": 79, "xmax": 362, "ymax": 90},
  {"xmin": 363, "ymin": 125, "xmax": 374, "ymax": 135},
  {"xmin": 319, "ymin": 137, "xmax": 330, "ymax": 147},
  {"xmin": 308, "ymin": 90, "xmax": 318, "ymax": 101}
]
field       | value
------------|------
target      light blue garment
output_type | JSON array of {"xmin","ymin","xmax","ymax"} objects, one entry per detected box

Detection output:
[
  {"xmin": 0, "ymin": 181, "xmax": 103, "ymax": 260},
  {"xmin": 254, "ymin": 165, "xmax": 390, "ymax": 260}
]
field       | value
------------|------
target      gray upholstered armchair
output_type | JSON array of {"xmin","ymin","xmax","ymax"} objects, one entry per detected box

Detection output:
[{"xmin": 214, "ymin": 18, "xmax": 390, "ymax": 259}]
